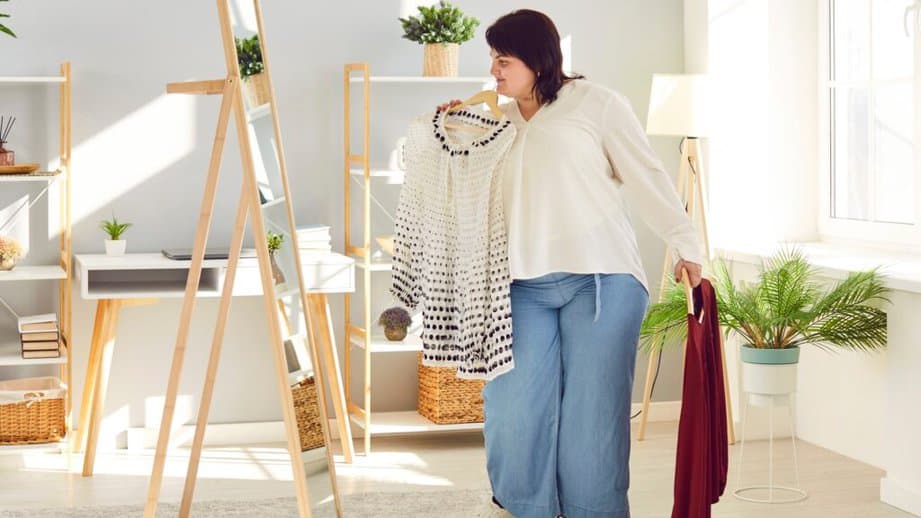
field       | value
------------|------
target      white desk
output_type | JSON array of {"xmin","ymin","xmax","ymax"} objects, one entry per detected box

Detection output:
[{"xmin": 72, "ymin": 252, "xmax": 355, "ymax": 475}]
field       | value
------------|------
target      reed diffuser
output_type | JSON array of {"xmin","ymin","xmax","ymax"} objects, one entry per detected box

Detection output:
[{"xmin": 0, "ymin": 116, "xmax": 15, "ymax": 166}]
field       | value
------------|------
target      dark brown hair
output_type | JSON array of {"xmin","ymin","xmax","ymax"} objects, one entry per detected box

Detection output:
[{"xmin": 485, "ymin": 9, "xmax": 584, "ymax": 105}]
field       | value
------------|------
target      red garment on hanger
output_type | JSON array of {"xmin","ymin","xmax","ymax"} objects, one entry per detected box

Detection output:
[{"xmin": 671, "ymin": 278, "xmax": 728, "ymax": 518}]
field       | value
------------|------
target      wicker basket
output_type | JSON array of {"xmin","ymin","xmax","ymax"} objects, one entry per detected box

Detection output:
[
  {"xmin": 423, "ymin": 43, "xmax": 459, "ymax": 77},
  {"xmin": 242, "ymin": 72, "xmax": 271, "ymax": 109},
  {"xmin": 417, "ymin": 353, "xmax": 485, "ymax": 424},
  {"xmin": 0, "ymin": 377, "xmax": 67, "ymax": 445},
  {"xmin": 292, "ymin": 376, "xmax": 325, "ymax": 451}
]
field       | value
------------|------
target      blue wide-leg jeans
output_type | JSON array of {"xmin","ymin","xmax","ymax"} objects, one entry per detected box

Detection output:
[{"xmin": 483, "ymin": 272, "xmax": 649, "ymax": 518}]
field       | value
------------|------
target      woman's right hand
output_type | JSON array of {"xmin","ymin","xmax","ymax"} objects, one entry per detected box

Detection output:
[{"xmin": 437, "ymin": 99, "xmax": 462, "ymax": 112}]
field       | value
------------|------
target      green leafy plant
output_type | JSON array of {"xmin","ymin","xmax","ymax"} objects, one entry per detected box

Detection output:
[
  {"xmin": 266, "ymin": 231, "xmax": 284, "ymax": 253},
  {"xmin": 1, "ymin": 0, "xmax": 15, "ymax": 38},
  {"xmin": 639, "ymin": 247, "xmax": 889, "ymax": 354},
  {"xmin": 399, "ymin": 1, "xmax": 479, "ymax": 45},
  {"xmin": 0, "ymin": 235, "xmax": 23, "ymax": 262},
  {"xmin": 99, "ymin": 215, "xmax": 131, "ymax": 240},
  {"xmin": 234, "ymin": 34, "xmax": 264, "ymax": 79},
  {"xmin": 378, "ymin": 306, "xmax": 412, "ymax": 329}
]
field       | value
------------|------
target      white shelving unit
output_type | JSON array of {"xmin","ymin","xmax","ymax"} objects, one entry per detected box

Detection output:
[
  {"xmin": 343, "ymin": 63, "xmax": 491, "ymax": 455},
  {"xmin": 0, "ymin": 63, "xmax": 73, "ymax": 442}
]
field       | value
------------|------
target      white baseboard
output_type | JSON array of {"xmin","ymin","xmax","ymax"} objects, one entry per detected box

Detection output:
[
  {"xmin": 881, "ymin": 476, "xmax": 921, "ymax": 516},
  {"xmin": 124, "ymin": 401, "xmax": 682, "ymax": 450}
]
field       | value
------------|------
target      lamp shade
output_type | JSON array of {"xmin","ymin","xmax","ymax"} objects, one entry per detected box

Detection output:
[{"xmin": 646, "ymin": 74, "xmax": 710, "ymax": 138}]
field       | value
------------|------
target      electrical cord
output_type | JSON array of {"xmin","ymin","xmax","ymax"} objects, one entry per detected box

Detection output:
[{"xmin": 630, "ymin": 137, "xmax": 689, "ymax": 421}]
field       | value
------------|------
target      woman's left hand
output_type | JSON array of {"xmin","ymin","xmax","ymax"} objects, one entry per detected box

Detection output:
[{"xmin": 674, "ymin": 259, "xmax": 702, "ymax": 288}]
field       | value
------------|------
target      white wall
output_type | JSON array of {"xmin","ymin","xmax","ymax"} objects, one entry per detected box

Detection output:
[{"xmin": 3, "ymin": 0, "xmax": 690, "ymax": 444}]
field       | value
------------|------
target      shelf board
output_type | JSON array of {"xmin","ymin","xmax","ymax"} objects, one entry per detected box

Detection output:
[
  {"xmin": 0, "ymin": 265, "xmax": 66, "ymax": 282},
  {"xmin": 0, "ymin": 337, "xmax": 67, "ymax": 367},
  {"xmin": 0, "ymin": 76, "xmax": 66, "ymax": 84},
  {"xmin": 349, "ymin": 76, "xmax": 494, "ymax": 84},
  {"xmin": 246, "ymin": 103, "xmax": 271, "ymax": 122},
  {"xmin": 348, "ymin": 410, "xmax": 483, "ymax": 434},
  {"xmin": 261, "ymin": 196, "xmax": 286, "ymax": 209},
  {"xmin": 354, "ymin": 260, "xmax": 393, "ymax": 272},
  {"xmin": 350, "ymin": 332, "xmax": 422, "ymax": 352},
  {"xmin": 0, "ymin": 170, "xmax": 62, "ymax": 182},
  {"xmin": 0, "ymin": 439, "xmax": 69, "ymax": 453},
  {"xmin": 300, "ymin": 446, "xmax": 327, "ymax": 464},
  {"xmin": 349, "ymin": 167, "xmax": 405, "ymax": 184}
]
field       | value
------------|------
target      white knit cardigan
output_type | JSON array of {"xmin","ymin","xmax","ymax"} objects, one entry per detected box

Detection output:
[{"xmin": 391, "ymin": 107, "xmax": 517, "ymax": 381}]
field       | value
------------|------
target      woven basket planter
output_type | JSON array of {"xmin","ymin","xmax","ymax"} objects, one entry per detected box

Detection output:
[
  {"xmin": 292, "ymin": 376, "xmax": 325, "ymax": 451},
  {"xmin": 417, "ymin": 352, "xmax": 485, "ymax": 424},
  {"xmin": 423, "ymin": 43, "xmax": 459, "ymax": 77},
  {"xmin": 0, "ymin": 377, "xmax": 66, "ymax": 445},
  {"xmin": 242, "ymin": 72, "xmax": 271, "ymax": 109}
]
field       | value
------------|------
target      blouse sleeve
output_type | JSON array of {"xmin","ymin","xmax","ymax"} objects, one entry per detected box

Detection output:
[
  {"xmin": 390, "ymin": 120, "xmax": 425, "ymax": 310},
  {"xmin": 600, "ymin": 91, "xmax": 706, "ymax": 268}
]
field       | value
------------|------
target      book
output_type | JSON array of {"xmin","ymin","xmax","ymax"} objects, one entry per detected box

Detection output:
[
  {"xmin": 21, "ymin": 340, "xmax": 61, "ymax": 352},
  {"xmin": 17, "ymin": 313, "xmax": 58, "ymax": 333},
  {"xmin": 22, "ymin": 348, "xmax": 61, "ymax": 359},
  {"xmin": 21, "ymin": 331, "xmax": 60, "ymax": 342}
]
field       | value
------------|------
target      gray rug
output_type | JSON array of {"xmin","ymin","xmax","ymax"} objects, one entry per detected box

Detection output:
[{"xmin": 0, "ymin": 489, "xmax": 493, "ymax": 517}]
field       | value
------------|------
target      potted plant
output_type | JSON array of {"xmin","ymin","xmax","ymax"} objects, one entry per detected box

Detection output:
[
  {"xmin": 640, "ymin": 248, "xmax": 889, "ymax": 395},
  {"xmin": 266, "ymin": 231, "xmax": 286, "ymax": 286},
  {"xmin": 1, "ymin": 0, "xmax": 16, "ymax": 38},
  {"xmin": 235, "ymin": 34, "xmax": 270, "ymax": 109},
  {"xmin": 100, "ymin": 215, "xmax": 131, "ymax": 256},
  {"xmin": 0, "ymin": 235, "xmax": 23, "ymax": 270},
  {"xmin": 399, "ymin": 1, "xmax": 479, "ymax": 77},
  {"xmin": 378, "ymin": 306, "xmax": 412, "ymax": 341}
]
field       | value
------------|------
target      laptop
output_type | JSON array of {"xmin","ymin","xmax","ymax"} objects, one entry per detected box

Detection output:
[{"xmin": 161, "ymin": 248, "xmax": 258, "ymax": 261}]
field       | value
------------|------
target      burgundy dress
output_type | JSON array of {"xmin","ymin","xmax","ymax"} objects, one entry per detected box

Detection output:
[{"xmin": 671, "ymin": 278, "xmax": 728, "ymax": 518}]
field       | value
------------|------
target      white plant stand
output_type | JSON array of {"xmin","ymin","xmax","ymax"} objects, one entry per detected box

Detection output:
[{"xmin": 733, "ymin": 390, "xmax": 808, "ymax": 504}]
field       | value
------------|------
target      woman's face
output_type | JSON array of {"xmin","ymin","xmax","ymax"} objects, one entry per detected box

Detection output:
[{"xmin": 490, "ymin": 49, "xmax": 536, "ymax": 100}]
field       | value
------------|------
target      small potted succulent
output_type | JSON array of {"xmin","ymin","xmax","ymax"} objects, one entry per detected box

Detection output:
[
  {"xmin": 100, "ymin": 215, "xmax": 131, "ymax": 256},
  {"xmin": 378, "ymin": 306, "xmax": 412, "ymax": 341},
  {"xmin": 399, "ymin": 1, "xmax": 479, "ymax": 77},
  {"xmin": 235, "ymin": 34, "xmax": 269, "ymax": 109},
  {"xmin": 1, "ymin": 0, "xmax": 16, "ymax": 39},
  {"xmin": 0, "ymin": 235, "xmax": 24, "ymax": 270},
  {"xmin": 266, "ymin": 231, "xmax": 286, "ymax": 286}
]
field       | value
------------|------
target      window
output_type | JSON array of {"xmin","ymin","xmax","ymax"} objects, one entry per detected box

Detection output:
[{"xmin": 821, "ymin": 0, "xmax": 921, "ymax": 248}]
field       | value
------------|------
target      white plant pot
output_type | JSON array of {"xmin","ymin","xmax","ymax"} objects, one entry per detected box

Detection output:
[
  {"xmin": 105, "ymin": 239, "xmax": 126, "ymax": 256},
  {"xmin": 742, "ymin": 362, "xmax": 798, "ymax": 395}
]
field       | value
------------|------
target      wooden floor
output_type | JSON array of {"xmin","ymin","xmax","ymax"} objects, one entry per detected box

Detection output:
[{"xmin": 0, "ymin": 421, "xmax": 912, "ymax": 517}]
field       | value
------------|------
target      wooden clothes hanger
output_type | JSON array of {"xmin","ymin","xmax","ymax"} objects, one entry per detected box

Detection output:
[
  {"xmin": 447, "ymin": 89, "xmax": 503, "ymax": 118},
  {"xmin": 443, "ymin": 90, "xmax": 503, "ymax": 132},
  {"xmin": 680, "ymin": 267, "xmax": 703, "ymax": 322}
]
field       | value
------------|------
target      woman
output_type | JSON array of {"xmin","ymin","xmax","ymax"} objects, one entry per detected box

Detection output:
[{"xmin": 441, "ymin": 9, "xmax": 704, "ymax": 518}]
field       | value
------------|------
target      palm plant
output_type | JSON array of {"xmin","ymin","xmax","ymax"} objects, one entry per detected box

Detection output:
[
  {"xmin": 639, "ymin": 247, "xmax": 889, "ymax": 354},
  {"xmin": 1, "ymin": 0, "xmax": 15, "ymax": 38}
]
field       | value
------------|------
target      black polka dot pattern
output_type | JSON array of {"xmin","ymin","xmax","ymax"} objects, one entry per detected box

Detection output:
[{"xmin": 390, "ymin": 108, "xmax": 517, "ymax": 381}]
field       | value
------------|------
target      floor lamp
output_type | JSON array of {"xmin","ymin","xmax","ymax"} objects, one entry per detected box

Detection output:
[{"xmin": 637, "ymin": 74, "xmax": 736, "ymax": 444}]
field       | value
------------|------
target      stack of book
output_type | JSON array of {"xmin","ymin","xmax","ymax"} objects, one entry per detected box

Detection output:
[
  {"xmin": 18, "ymin": 313, "xmax": 61, "ymax": 359},
  {"xmin": 296, "ymin": 225, "xmax": 331, "ymax": 254}
]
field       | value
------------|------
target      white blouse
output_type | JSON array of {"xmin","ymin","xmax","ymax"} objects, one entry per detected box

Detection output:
[
  {"xmin": 500, "ymin": 79, "xmax": 704, "ymax": 292},
  {"xmin": 392, "ymin": 107, "xmax": 517, "ymax": 380}
]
